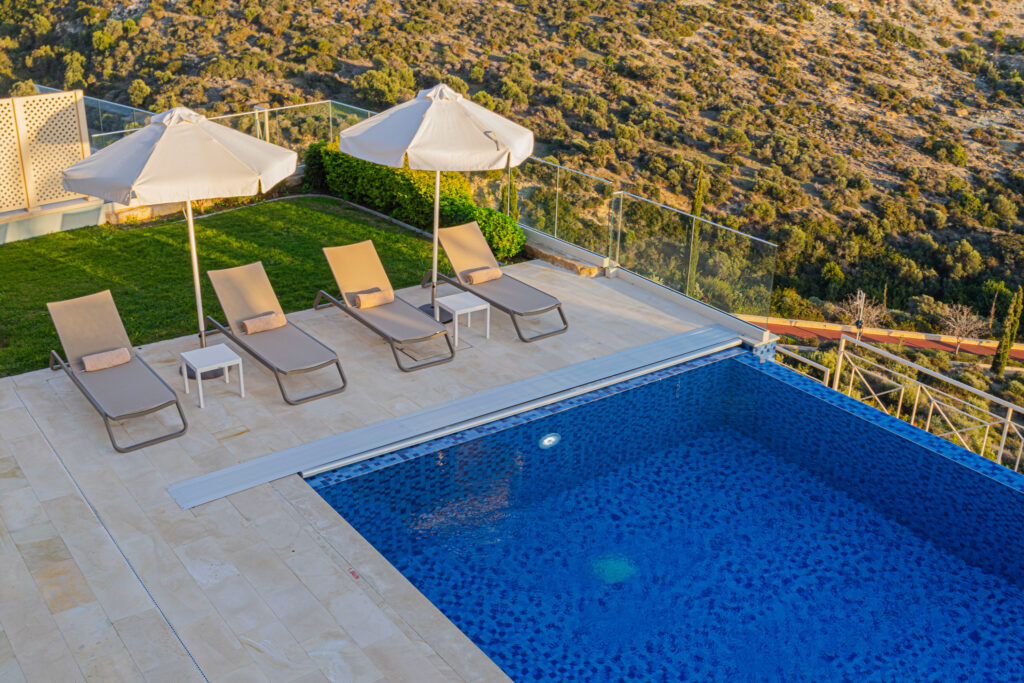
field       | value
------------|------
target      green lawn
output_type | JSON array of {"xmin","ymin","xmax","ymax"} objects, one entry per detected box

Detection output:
[{"xmin": 0, "ymin": 197, "xmax": 449, "ymax": 377}]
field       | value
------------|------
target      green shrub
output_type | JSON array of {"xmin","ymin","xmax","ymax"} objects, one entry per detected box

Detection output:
[
  {"xmin": 473, "ymin": 207, "xmax": 526, "ymax": 261},
  {"xmin": 305, "ymin": 143, "xmax": 525, "ymax": 259},
  {"xmin": 302, "ymin": 141, "xmax": 328, "ymax": 192}
]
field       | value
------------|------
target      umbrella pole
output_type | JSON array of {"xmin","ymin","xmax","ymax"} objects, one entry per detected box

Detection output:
[
  {"xmin": 186, "ymin": 200, "xmax": 207, "ymax": 347},
  {"xmin": 431, "ymin": 170, "xmax": 440, "ymax": 311}
]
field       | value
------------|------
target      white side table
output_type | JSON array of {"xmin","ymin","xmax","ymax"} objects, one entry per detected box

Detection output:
[
  {"xmin": 180, "ymin": 344, "xmax": 244, "ymax": 409},
  {"xmin": 435, "ymin": 292, "xmax": 490, "ymax": 347}
]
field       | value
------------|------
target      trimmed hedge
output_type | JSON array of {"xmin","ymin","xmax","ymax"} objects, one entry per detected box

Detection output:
[{"xmin": 304, "ymin": 142, "xmax": 525, "ymax": 261}]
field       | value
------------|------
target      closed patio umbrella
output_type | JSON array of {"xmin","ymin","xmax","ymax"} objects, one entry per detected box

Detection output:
[
  {"xmin": 62, "ymin": 106, "xmax": 297, "ymax": 347},
  {"xmin": 338, "ymin": 83, "xmax": 534, "ymax": 315}
]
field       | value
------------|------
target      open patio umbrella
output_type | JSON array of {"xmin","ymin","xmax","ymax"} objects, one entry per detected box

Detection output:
[
  {"xmin": 62, "ymin": 106, "xmax": 297, "ymax": 347},
  {"xmin": 338, "ymin": 83, "xmax": 534, "ymax": 315}
]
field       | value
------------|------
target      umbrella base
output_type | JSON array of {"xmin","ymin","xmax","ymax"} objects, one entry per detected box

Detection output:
[{"xmin": 418, "ymin": 303, "xmax": 453, "ymax": 324}]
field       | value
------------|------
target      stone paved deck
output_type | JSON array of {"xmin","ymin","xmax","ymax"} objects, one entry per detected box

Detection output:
[{"xmin": 0, "ymin": 261, "xmax": 735, "ymax": 681}]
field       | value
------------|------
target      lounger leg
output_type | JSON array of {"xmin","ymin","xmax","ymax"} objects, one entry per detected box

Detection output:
[
  {"xmin": 510, "ymin": 305, "xmax": 569, "ymax": 343},
  {"xmin": 102, "ymin": 401, "xmax": 189, "ymax": 453},
  {"xmin": 273, "ymin": 360, "xmax": 347, "ymax": 405},
  {"xmin": 390, "ymin": 333, "xmax": 456, "ymax": 373}
]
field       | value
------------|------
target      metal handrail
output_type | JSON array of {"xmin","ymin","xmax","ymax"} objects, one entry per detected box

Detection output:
[
  {"xmin": 612, "ymin": 190, "xmax": 778, "ymax": 247},
  {"xmin": 835, "ymin": 335, "xmax": 1024, "ymax": 413},
  {"xmin": 832, "ymin": 334, "xmax": 1024, "ymax": 470},
  {"xmin": 525, "ymin": 155, "xmax": 615, "ymax": 184},
  {"xmin": 775, "ymin": 346, "xmax": 830, "ymax": 385}
]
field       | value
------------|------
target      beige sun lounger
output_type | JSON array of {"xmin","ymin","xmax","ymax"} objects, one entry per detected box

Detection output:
[
  {"xmin": 437, "ymin": 221, "xmax": 568, "ymax": 342},
  {"xmin": 47, "ymin": 290, "xmax": 187, "ymax": 453},
  {"xmin": 206, "ymin": 262, "xmax": 347, "ymax": 405},
  {"xmin": 314, "ymin": 240, "xmax": 455, "ymax": 372}
]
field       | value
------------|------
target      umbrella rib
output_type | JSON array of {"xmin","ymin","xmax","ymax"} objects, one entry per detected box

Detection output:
[
  {"xmin": 196, "ymin": 124, "xmax": 268, "ymax": 192},
  {"xmin": 115, "ymin": 133, "xmax": 163, "ymax": 204}
]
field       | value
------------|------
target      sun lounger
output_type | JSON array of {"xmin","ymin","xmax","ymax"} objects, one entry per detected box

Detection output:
[
  {"xmin": 313, "ymin": 240, "xmax": 455, "ymax": 372},
  {"xmin": 437, "ymin": 222, "xmax": 568, "ymax": 342},
  {"xmin": 47, "ymin": 290, "xmax": 187, "ymax": 453},
  {"xmin": 206, "ymin": 262, "xmax": 347, "ymax": 404}
]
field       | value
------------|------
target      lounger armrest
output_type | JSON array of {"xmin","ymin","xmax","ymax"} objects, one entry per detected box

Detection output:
[
  {"xmin": 49, "ymin": 349, "xmax": 69, "ymax": 373},
  {"xmin": 312, "ymin": 290, "xmax": 349, "ymax": 312}
]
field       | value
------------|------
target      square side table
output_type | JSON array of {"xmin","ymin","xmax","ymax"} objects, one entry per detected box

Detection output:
[
  {"xmin": 435, "ymin": 292, "xmax": 490, "ymax": 347},
  {"xmin": 180, "ymin": 344, "xmax": 244, "ymax": 408}
]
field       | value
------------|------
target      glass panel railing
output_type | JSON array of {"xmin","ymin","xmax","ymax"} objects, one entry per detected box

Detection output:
[
  {"xmin": 90, "ymin": 128, "xmax": 137, "ymax": 150},
  {"xmin": 554, "ymin": 168, "xmax": 614, "ymax": 256},
  {"xmin": 614, "ymin": 193, "xmax": 693, "ymax": 291},
  {"xmin": 59, "ymin": 88, "xmax": 777, "ymax": 319},
  {"xmin": 466, "ymin": 170, "xmax": 504, "ymax": 212},
  {"xmin": 514, "ymin": 157, "xmax": 560, "ymax": 238},
  {"xmin": 691, "ymin": 214, "xmax": 775, "ymax": 316},
  {"xmin": 613, "ymin": 192, "xmax": 776, "ymax": 317}
]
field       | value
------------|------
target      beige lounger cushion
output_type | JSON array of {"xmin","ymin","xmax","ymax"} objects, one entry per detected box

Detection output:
[
  {"xmin": 465, "ymin": 267, "xmax": 502, "ymax": 285},
  {"xmin": 438, "ymin": 222, "xmax": 501, "ymax": 279},
  {"xmin": 47, "ymin": 290, "xmax": 134, "ymax": 370},
  {"xmin": 354, "ymin": 289, "xmax": 394, "ymax": 309},
  {"xmin": 468, "ymin": 274, "xmax": 561, "ymax": 314},
  {"xmin": 207, "ymin": 262, "xmax": 285, "ymax": 336},
  {"xmin": 241, "ymin": 324, "xmax": 338, "ymax": 373},
  {"xmin": 82, "ymin": 347, "xmax": 131, "ymax": 372},
  {"xmin": 208, "ymin": 261, "xmax": 339, "ymax": 373},
  {"xmin": 241, "ymin": 311, "xmax": 286, "ymax": 335},
  {"xmin": 323, "ymin": 240, "xmax": 446, "ymax": 341},
  {"xmin": 438, "ymin": 222, "xmax": 562, "ymax": 315},
  {"xmin": 75, "ymin": 358, "xmax": 175, "ymax": 419},
  {"xmin": 354, "ymin": 297, "xmax": 448, "ymax": 341},
  {"xmin": 323, "ymin": 241, "xmax": 396, "ymax": 309}
]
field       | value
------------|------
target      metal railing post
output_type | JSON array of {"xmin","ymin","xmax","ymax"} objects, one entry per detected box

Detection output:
[
  {"xmin": 327, "ymin": 101, "xmax": 333, "ymax": 144},
  {"xmin": 996, "ymin": 406, "xmax": 1012, "ymax": 465},
  {"xmin": 553, "ymin": 166, "xmax": 561, "ymax": 239},
  {"xmin": 832, "ymin": 336, "xmax": 847, "ymax": 391}
]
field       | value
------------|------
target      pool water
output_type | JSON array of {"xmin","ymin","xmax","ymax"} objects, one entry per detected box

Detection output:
[{"xmin": 310, "ymin": 353, "xmax": 1024, "ymax": 681}]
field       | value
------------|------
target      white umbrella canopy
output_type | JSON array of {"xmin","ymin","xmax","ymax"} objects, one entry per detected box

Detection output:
[
  {"xmin": 339, "ymin": 84, "xmax": 534, "ymax": 313},
  {"xmin": 63, "ymin": 107, "xmax": 298, "ymax": 347}
]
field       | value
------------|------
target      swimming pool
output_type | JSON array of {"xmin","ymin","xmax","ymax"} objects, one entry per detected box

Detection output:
[{"xmin": 309, "ymin": 350, "xmax": 1024, "ymax": 681}]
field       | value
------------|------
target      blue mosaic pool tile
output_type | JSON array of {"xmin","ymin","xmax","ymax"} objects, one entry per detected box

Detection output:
[
  {"xmin": 311, "ymin": 353, "xmax": 1024, "ymax": 682},
  {"xmin": 307, "ymin": 346, "xmax": 747, "ymax": 490}
]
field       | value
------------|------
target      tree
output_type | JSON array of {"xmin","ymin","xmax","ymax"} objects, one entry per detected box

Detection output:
[
  {"xmin": 992, "ymin": 287, "xmax": 1023, "ymax": 377},
  {"xmin": 821, "ymin": 261, "xmax": 844, "ymax": 299},
  {"xmin": 938, "ymin": 303, "xmax": 986, "ymax": 355},
  {"xmin": 834, "ymin": 291, "xmax": 887, "ymax": 330},
  {"xmin": 685, "ymin": 161, "xmax": 710, "ymax": 297},
  {"xmin": 127, "ymin": 79, "xmax": 150, "ymax": 106},
  {"xmin": 500, "ymin": 168, "xmax": 519, "ymax": 222}
]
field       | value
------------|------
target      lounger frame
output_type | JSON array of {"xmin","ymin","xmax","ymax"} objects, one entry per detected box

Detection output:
[
  {"xmin": 312, "ymin": 291, "xmax": 455, "ymax": 372},
  {"xmin": 204, "ymin": 316, "xmax": 347, "ymax": 405},
  {"xmin": 431, "ymin": 271, "xmax": 569, "ymax": 343},
  {"xmin": 49, "ymin": 350, "xmax": 188, "ymax": 453}
]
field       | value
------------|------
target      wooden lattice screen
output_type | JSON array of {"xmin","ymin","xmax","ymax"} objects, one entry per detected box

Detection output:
[{"xmin": 0, "ymin": 90, "xmax": 90, "ymax": 214}]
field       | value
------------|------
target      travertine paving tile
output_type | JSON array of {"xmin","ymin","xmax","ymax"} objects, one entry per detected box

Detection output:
[{"xmin": 0, "ymin": 262, "xmax": 726, "ymax": 681}]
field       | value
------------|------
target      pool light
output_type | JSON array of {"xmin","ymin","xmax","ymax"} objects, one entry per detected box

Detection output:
[{"xmin": 539, "ymin": 433, "xmax": 561, "ymax": 449}]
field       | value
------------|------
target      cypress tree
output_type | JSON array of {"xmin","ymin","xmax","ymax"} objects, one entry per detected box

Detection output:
[
  {"xmin": 992, "ymin": 286, "xmax": 1023, "ymax": 377},
  {"xmin": 500, "ymin": 169, "xmax": 519, "ymax": 222},
  {"xmin": 685, "ymin": 162, "xmax": 710, "ymax": 297}
]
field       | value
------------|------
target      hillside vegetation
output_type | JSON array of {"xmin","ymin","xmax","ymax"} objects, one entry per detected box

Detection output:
[{"xmin": 1, "ymin": 0, "xmax": 1023, "ymax": 328}]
